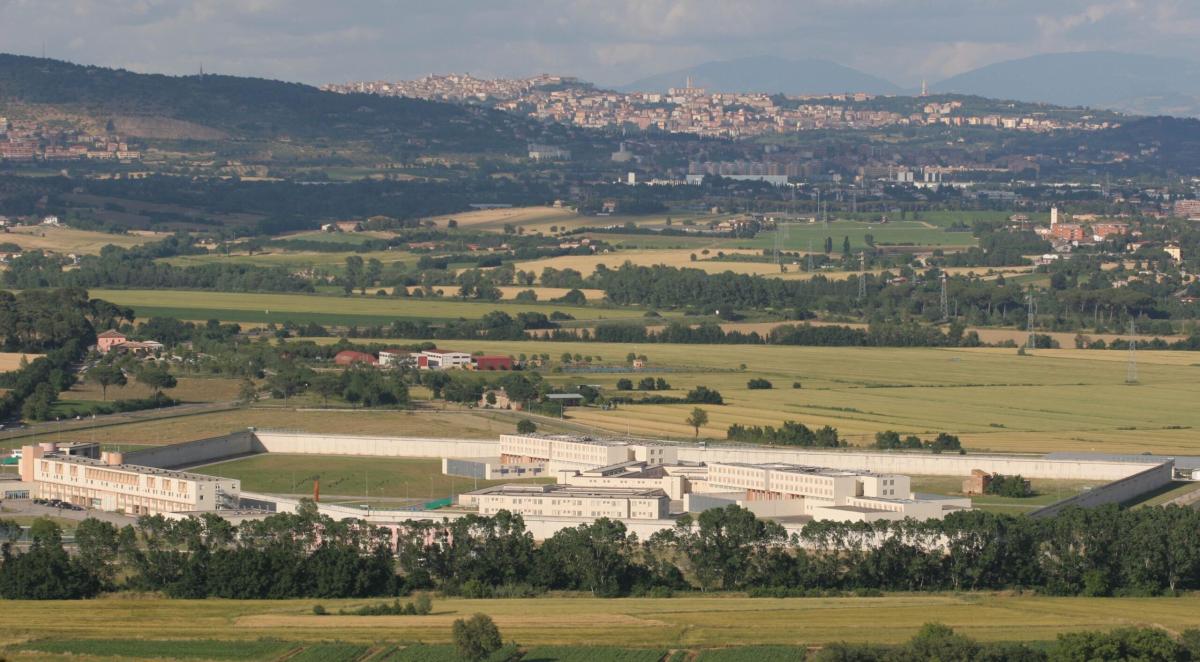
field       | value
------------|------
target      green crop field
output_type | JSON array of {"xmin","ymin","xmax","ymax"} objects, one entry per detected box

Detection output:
[
  {"xmin": 88, "ymin": 289, "xmax": 653, "ymax": 325},
  {"xmin": 750, "ymin": 220, "xmax": 977, "ymax": 252},
  {"xmin": 358, "ymin": 338, "xmax": 1200, "ymax": 455},
  {"xmin": 196, "ymin": 454, "xmax": 551, "ymax": 501},
  {"xmin": 162, "ymin": 249, "xmax": 415, "ymax": 272},
  {"xmin": 0, "ymin": 595, "xmax": 1198, "ymax": 651}
]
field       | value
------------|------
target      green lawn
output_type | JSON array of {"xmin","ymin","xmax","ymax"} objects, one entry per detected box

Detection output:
[
  {"xmin": 195, "ymin": 454, "xmax": 550, "ymax": 501},
  {"xmin": 908, "ymin": 476, "xmax": 1108, "ymax": 514}
]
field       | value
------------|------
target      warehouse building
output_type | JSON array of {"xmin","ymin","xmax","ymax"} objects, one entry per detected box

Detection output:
[{"xmin": 18, "ymin": 443, "xmax": 240, "ymax": 515}]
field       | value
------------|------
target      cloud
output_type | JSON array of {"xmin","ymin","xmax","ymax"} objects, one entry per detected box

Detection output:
[{"xmin": 0, "ymin": 0, "xmax": 1197, "ymax": 87}]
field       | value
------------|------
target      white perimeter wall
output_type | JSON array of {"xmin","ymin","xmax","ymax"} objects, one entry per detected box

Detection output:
[
  {"xmin": 250, "ymin": 432, "xmax": 1158, "ymax": 481},
  {"xmin": 252, "ymin": 431, "xmax": 496, "ymax": 459}
]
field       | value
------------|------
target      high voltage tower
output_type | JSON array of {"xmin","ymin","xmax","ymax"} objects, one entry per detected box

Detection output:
[
  {"xmin": 1025, "ymin": 285, "xmax": 1038, "ymax": 349},
  {"xmin": 774, "ymin": 221, "xmax": 789, "ymax": 272},
  {"xmin": 858, "ymin": 252, "xmax": 867, "ymax": 300},
  {"xmin": 806, "ymin": 239, "xmax": 814, "ymax": 272},
  {"xmin": 940, "ymin": 273, "xmax": 949, "ymax": 321},
  {"xmin": 1126, "ymin": 319, "xmax": 1139, "ymax": 384}
]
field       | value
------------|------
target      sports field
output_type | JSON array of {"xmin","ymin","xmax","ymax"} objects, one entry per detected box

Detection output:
[
  {"xmin": 0, "ymin": 595, "xmax": 1197, "ymax": 650},
  {"xmin": 359, "ymin": 339, "xmax": 1200, "ymax": 455},
  {"xmin": 196, "ymin": 454, "xmax": 550, "ymax": 501},
  {"xmin": 87, "ymin": 289, "xmax": 652, "ymax": 325}
]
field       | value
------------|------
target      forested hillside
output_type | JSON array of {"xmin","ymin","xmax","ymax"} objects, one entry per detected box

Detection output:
[{"xmin": 0, "ymin": 54, "xmax": 577, "ymax": 154}]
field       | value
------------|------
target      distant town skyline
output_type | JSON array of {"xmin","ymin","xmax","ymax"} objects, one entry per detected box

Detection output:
[{"xmin": 1, "ymin": 1, "xmax": 1199, "ymax": 88}]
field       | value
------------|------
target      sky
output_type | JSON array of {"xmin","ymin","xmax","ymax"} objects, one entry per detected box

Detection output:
[{"xmin": 1, "ymin": 0, "xmax": 1199, "ymax": 87}]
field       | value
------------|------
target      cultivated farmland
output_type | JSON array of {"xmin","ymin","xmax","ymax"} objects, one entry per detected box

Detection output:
[
  {"xmin": 0, "ymin": 595, "xmax": 1198, "ymax": 650},
  {"xmin": 341, "ymin": 338, "xmax": 1200, "ymax": 455}
]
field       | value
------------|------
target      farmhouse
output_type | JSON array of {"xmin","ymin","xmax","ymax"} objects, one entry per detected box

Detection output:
[{"xmin": 96, "ymin": 329, "xmax": 129, "ymax": 353}]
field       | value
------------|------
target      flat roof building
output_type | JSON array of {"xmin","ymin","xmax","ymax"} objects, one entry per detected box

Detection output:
[
  {"xmin": 703, "ymin": 462, "xmax": 968, "ymax": 522},
  {"xmin": 18, "ymin": 444, "xmax": 240, "ymax": 516},
  {"xmin": 459, "ymin": 483, "xmax": 669, "ymax": 520},
  {"xmin": 499, "ymin": 433, "xmax": 677, "ymax": 472}
]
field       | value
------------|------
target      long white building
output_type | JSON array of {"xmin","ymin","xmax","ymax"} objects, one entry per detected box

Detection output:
[
  {"xmin": 703, "ymin": 462, "xmax": 969, "ymax": 522},
  {"xmin": 499, "ymin": 433, "xmax": 677, "ymax": 472},
  {"xmin": 18, "ymin": 444, "xmax": 240, "ymax": 516},
  {"xmin": 459, "ymin": 483, "xmax": 670, "ymax": 520}
]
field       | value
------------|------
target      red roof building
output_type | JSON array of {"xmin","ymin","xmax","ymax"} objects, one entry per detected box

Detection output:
[
  {"xmin": 473, "ymin": 355, "xmax": 514, "ymax": 371},
  {"xmin": 333, "ymin": 350, "xmax": 378, "ymax": 366}
]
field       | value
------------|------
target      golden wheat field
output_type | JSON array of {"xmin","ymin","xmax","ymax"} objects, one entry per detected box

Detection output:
[
  {"xmin": 0, "ymin": 595, "xmax": 1198, "ymax": 649},
  {"xmin": 354, "ymin": 339, "xmax": 1200, "ymax": 455}
]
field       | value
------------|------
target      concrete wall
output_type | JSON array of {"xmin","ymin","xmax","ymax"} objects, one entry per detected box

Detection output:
[
  {"xmin": 249, "ymin": 432, "xmax": 1157, "ymax": 481},
  {"xmin": 125, "ymin": 430, "xmax": 258, "ymax": 469},
  {"xmin": 678, "ymin": 447, "xmax": 1155, "ymax": 481},
  {"xmin": 253, "ymin": 431, "xmax": 496, "ymax": 458},
  {"xmin": 1030, "ymin": 461, "xmax": 1175, "ymax": 518}
]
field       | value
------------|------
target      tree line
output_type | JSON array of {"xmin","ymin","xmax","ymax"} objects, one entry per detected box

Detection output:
[{"xmin": 5, "ymin": 502, "xmax": 1200, "ymax": 601}]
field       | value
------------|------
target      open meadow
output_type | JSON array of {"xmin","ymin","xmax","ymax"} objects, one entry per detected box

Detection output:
[
  {"xmin": 351, "ymin": 339, "xmax": 1200, "ymax": 455},
  {"xmin": 747, "ymin": 220, "xmax": 977, "ymax": 252},
  {"xmin": 0, "ymin": 594, "xmax": 1198, "ymax": 653},
  {"xmin": 87, "ymin": 289, "xmax": 654, "ymax": 325}
]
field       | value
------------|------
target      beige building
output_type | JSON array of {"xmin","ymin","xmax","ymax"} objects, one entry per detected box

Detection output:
[
  {"xmin": 703, "ymin": 462, "xmax": 968, "ymax": 522},
  {"xmin": 499, "ymin": 434, "xmax": 677, "ymax": 471},
  {"xmin": 459, "ymin": 483, "xmax": 669, "ymax": 520},
  {"xmin": 19, "ymin": 444, "xmax": 240, "ymax": 515}
]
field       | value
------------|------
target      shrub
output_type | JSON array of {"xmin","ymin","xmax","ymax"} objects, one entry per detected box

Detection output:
[{"xmin": 747, "ymin": 378, "xmax": 773, "ymax": 389}]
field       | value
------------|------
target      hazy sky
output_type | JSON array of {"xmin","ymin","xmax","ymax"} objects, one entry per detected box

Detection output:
[{"xmin": 1, "ymin": 0, "xmax": 1198, "ymax": 86}]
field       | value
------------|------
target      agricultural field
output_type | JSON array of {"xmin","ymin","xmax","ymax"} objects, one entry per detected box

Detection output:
[
  {"xmin": 0, "ymin": 595, "xmax": 1198, "ymax": 651},
  {"xmin": 0, "ymin": 352, "xmax": 41, "ymax": 371},
  {"xmin": 87, "ymin": 289, "xmax": 653, "ymax": 325},
  {"xmin": 11, "ymin": 409, "xmax": 516, "ymax": 449},
  {"xmin": 361, "ymin": 338, "xmax": 1200, "ymax": 455},
  {"xmin": 161, "ymin": 248, "xmax": 415, "ymax": 273},
  {"xmin": 1, "ymin": 225, "xmax": 163, "ymax": 254},
  {"xmin": 427, "ymin": 206, "xmax": 731, "ymax": 235},
  {"xmin": 747, "ymin": 220, "xmax": 977, "ymax": 252},
  {"xmin": 195, "ymin": 454, "xmax": 551, "ymax": 501}
]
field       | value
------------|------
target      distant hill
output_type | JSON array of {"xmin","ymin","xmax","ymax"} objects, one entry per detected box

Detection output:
[
  {"xmin": 619, "ymin": 55, "xmax": 900, "ymax": 95},
  {"xmin": 934, "ymin": 51, "xmax": 1200, "ymax": 117},
  {"xmin": 0, "ymin": 53, "xmax": 554, "ymax": 154}
]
